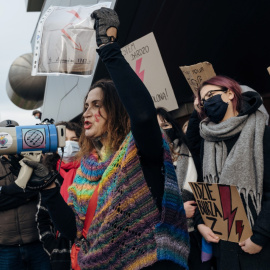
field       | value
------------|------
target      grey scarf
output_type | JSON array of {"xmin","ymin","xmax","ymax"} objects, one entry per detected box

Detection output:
[
  {"xmin": 175, "ymin": 142, "xmax": 190, "ymax": 192},
  {"xmin": 175, "ymin": 142, "xmax": 195, "ymax": 231},
  {"xmin": 200, "ymin": 110, "xmax": 266, "ymax": 226}
]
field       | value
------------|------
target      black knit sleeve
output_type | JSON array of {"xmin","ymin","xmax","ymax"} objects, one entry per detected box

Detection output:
[
  {"xmin": 97, "ymin": 43, "xmax": 165, "ymax": 210},
  {"xmin": 185, "ymin": 110, "xmax": 204, "ymax": 182},
  {"xmin": 186, "ymin": 110, "xmax": 202, "ymax": 156},
  {"xmin": 36, "ymin": 198, "xmax": 72, "ymax": 264},
  {"xmin": 36, "ymin": 199, "xmax": 58, "ymax": 254},
  {"xmin": 41, "ymin": 187, "xmax": 77, "ymax": 241},
  {"xmin": 0, "ymin": 183, "xmax": 38, "ymax": 211},
  {"xmin": 97, "ymin": 43, "xmax": 163, "ymax": 164},
  {"xmin": 193, "ymin": 208, "xmax": 204, "ymax": 227}
]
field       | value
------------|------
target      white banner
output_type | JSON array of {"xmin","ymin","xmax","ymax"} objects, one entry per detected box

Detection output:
[
  {"xmin": 121, "ymin": 33, "xmax": 178, "ymax": 111},
  {"xmin": 32, "ymin": 2, "xmax": 111, "ymax": 76}
]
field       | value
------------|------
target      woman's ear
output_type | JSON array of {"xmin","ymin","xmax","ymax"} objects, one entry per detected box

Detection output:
[{"xmin": 227, "ymin": 89, "xmax": 235, "ymax": 101}]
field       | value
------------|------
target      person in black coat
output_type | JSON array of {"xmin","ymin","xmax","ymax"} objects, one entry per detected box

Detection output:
[{"xmin": 187, "ymin": 75, "xmax": 270, "ymax": 270}]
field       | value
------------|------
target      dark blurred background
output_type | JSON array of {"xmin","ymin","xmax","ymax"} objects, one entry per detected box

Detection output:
[{"xmin": 93, "ymin": 0, "xmax": 270, "ymax": 123}]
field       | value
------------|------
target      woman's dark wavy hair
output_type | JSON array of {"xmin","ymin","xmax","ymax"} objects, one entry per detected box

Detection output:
[
  {"xmin": 78, "ymin": 79, "xmax": 130, "ymax": 159},
  {"xmin": 156, "ymin": 107, "xmax": 188, "ymax": 148},
  {"xmin": 56, "ymin": 121, "xmax": 82, "ymax": 139}
]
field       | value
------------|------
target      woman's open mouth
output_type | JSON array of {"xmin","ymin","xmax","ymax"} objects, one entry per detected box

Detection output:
[{"xmin": 84, "ymin": 121, "xmax": 92, "ymax": 129}]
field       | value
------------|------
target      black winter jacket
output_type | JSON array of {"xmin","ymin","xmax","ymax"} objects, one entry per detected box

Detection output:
[{"xmin": 0, "ymin": 157, "xmax": 39, "ymax": 245}]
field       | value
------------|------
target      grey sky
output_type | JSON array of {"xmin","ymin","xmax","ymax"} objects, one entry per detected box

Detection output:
[{"xmin": 0, "ymin": 1, "xmax": 41, "ymax": 125}]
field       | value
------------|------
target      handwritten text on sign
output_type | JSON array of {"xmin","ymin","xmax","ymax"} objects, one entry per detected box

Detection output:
[
  {"xmin": 180, "ymin": 62, "xmax": 216, "ymax": 95},
  {"xmin": 189, "ymin": 183, "xmax": 252, "ymax": 243},
  {"xmin": 121, "ymin": 33, "xmax": 178, "ymax": 111}
]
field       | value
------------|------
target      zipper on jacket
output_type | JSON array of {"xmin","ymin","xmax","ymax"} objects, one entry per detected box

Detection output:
[{"xmin": 14, "ymin": 207, "xmax": 23, "ymax": 245}]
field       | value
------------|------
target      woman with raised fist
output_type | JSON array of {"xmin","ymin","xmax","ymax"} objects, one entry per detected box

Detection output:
[{"xmin": 25, "ymin": 7, "xmax": 190, "ymax": 270}]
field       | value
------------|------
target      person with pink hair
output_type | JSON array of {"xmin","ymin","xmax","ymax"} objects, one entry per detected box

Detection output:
[{"xmin": 187, "ymin": 75, "xmax": 270, "ymax": 270}]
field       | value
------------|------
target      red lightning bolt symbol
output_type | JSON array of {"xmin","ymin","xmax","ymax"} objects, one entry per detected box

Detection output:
[
  {"xmin": 61, "ymin": 10, "xmax": 82, "ymax": 51},
  {"xmin": 135, "ymin": 58, "xmax": 145, "ymax": 82},
  {"xmin": 61, "ymin": 29, "xmax": 82, "ymax": 51},
  {"xmin": 236, "ymin": 220, "xmax": 244, "ymax": 241},
  {"xmin": 218, "ymin": 185, "xmax": 238, "ymax": 238},
  {"xmin": 67, "ymin": 10, "xmax": 81, "ymax": 19}
]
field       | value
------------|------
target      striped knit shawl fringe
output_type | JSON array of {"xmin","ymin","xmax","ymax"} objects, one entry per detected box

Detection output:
[{"xmin": 68, "ymin": 132, "xmax": 189, "ymax": 270}]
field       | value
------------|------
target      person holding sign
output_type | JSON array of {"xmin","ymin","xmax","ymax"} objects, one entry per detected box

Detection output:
[
  {"xmin": 156, "ymin": 107, "xmax": 198, "ymax": 219},
  {"xmin": 186, "ymin": 75, "xmax": 270, "ymax": 270},
  {"xmin": 157, "ymin": 107, "xmax": 214, "ymax": 270},
  {"xmin": 23, "ymin": 7, "xmax": 189, "ymax": 270}
]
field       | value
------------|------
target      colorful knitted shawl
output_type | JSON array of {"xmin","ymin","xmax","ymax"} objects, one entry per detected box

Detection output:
[{"xmin": 68, "ymin": 133, "xmax": 189, "ymax": 270}]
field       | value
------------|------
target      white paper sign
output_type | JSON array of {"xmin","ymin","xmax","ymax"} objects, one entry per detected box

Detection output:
[
  {"xmin": 32, "ymin": 2, "xmax": 111, "ymax": 76},
  {"xmin": 121, "ymin": 33, "xmax": 178, "ymax": 111}
]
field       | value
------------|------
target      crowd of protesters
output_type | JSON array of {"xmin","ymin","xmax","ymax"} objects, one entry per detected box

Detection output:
[{"xmin": 0, "ymin": 7, "xmax": 269, "ymax": 270}]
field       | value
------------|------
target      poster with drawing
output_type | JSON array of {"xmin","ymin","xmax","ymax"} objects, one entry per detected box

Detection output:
[
  {"xmin": 32, "ymin": 2, "xmax": 111, "ymax": 76},
  {"xmin": 189, "ymin": 182, "xmax": 253, "ymax": 243},
  {"xmin": 121, "ymin": 32, "xmax": 178, "ymax": 111},
  {"xmin": 180, "ymin": 62, "xmax": 216, "ymax": 95}
]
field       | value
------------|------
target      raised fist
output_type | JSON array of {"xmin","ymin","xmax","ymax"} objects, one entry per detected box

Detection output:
[{"xmin": 91, "ymin": 7, "xmax": 120, "ymax": 47}]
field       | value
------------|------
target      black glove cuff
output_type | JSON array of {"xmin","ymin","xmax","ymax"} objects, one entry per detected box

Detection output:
[
  {"xmin": 96, "ymin": 32, "xmax": 118, "ymax": 47},
  {"xmin": 27, "ymin": 171, "xmax": 59, "ymax": 190}
]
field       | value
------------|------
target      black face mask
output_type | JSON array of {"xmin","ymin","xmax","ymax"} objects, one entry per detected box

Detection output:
[
  {"xmin": 164, "ymin": 128, "xmax": 177, "ymax": 142},
  {"xmin": 203, "ymin": 94, "xmax": 228, "ymax": 123}
]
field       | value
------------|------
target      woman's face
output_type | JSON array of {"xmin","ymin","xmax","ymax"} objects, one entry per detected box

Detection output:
[
  {"xmin": 200, "ymin": 85, "xmax": 230, "ymax": 105},
  {"xmin": 157, "ymin": 115, "xmax": 177, "ymax": 142},
  {"xmin": 157, "ymin": 115, "xmax": 172, "ymax": 130},
  {"xmin": 66, "ymin": 129, "xmax": 79, "ymax": 142},
  {"xmin": 200, "ymin": 84, "xmax": 236, "ymax": 122},
  {"xmin": 83, "ymin": 87, "xmax": 108, "ymax": 139}
]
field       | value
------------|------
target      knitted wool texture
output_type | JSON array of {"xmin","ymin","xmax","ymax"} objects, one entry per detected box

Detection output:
[
  {"xmin": 68, "ymin": 150, "xmax": 113, "ymax": 238},
  {"xmin": 68, "ymin": 133, "xmax": 189, "ymax": 270}
]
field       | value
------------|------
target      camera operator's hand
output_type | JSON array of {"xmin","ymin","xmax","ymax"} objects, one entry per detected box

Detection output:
[
  {"xmin": 91, "ymin": 7, "xmax": 119, "ymax": 47},
  {"xmin": 23, "ymin": 160, "xmax": 58, "ymax": 190}
]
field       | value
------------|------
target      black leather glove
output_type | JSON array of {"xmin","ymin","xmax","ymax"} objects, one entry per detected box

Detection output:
[
  {"xmin": 23, "ymin": 160, "xmax": 58, "ymax": 190},
  {"xmin": 1, "ymin": 155, "xmax": 23, "ymax": 177},
  {"xmin": 91, "ymin": 7, "xmax": 119, "ymax": 47},
  {"xmin": 9, "ymin": 155, "xmax": 23, "ymax": 177}
]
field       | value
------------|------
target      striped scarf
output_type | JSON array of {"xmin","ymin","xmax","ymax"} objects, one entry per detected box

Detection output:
[
  {"xmin": 68, "ymin": 150, "xmax": 113, "ymax": 238},
  {"xmin": 68, "ymin": 133, "xmax": 189, "ymax": 270}
]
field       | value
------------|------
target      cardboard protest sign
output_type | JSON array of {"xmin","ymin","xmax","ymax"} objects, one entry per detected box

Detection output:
[
  {"xmin": 189, "ymin": 182, "xmax": 252, "ymax": 243},
  {"xmin": 121, "ymin": 32, "xmax": 178, "ymax": 111},
  {"xmin": 180, "ymin": 62, "xmax": 216, "ymax": 95},
  {"xmin": 32, "ymin": 2, "xmax": 111, "ymax": 76}
]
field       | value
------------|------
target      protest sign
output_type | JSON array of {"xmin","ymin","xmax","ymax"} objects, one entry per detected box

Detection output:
[
  {"xmin": 32, "ymin": 2, "xmax": 111, "ymax": 76},
  {"xmin": 121, "ymin": 33, "xmax": 178, "ymax": 111},
  {"xmin": 189, "ymin": 182, "xmax": 252, "ymax": 243},
  {"xmin": 180, "ymin": 62, "xmax": 216, "ymax": 95}
]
